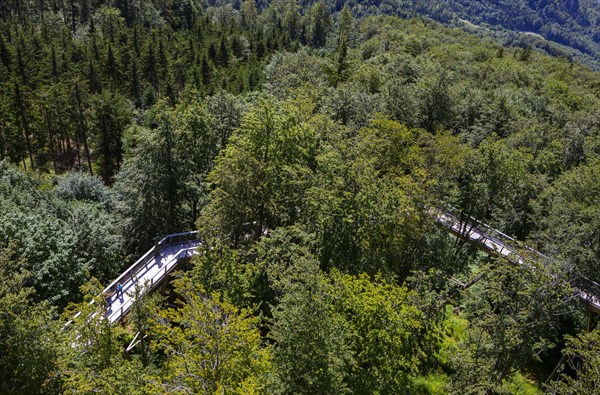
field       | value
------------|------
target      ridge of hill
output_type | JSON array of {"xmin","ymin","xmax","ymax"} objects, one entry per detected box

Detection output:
[{"xmin": 246, "ymin": 0, "xmax": 600, "ymax": 69}]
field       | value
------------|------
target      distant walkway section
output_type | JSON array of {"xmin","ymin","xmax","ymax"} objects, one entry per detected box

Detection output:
[{"xmin": 435, "ymin": 206, "xmax": 600, "ymax": 314}]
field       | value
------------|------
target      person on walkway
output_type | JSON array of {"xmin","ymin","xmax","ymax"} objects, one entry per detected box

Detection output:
[{"xmin": 116, "ymin": 282, "xmax": 123, "ymax": 298}]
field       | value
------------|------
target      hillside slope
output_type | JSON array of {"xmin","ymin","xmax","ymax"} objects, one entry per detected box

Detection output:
[{"xmin": 252, "ymin": 0, "xmax": 600, "ymax": 69}]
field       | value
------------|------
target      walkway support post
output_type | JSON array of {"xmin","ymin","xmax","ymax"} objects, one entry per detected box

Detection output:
[
  {"xmin": 161, "ymin": 271, "xmax": 169, "ymax": 296},
  {"xmin": 587, "ymin": 309, "xmax": 598, "ymax": 332}
]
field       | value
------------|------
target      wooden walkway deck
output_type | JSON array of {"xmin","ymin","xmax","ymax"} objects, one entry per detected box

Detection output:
[
  {"xmin": 65, "ymin": 207, "xmax": 600, "ymax": 330},
  {"xmin": 436, "ymin": 207, "xmax": 600, "ymax": 314},
  {"xmin": 104, "ymin": 236, "xmax": 202, "ymax": 323}
]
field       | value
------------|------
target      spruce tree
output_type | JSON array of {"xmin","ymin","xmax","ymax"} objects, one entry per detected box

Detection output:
[{"xmin": 0, "ymin": 34, "xmax": 11, "ymax": 71}]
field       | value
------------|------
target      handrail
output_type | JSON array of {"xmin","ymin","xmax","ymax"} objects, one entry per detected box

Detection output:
[
  {"xmin": 105, "ymin": 243, "xmax": 201, "ymax": 323},
  {"xmin": 65, "ymin": 203, "xmax": 600, "ymax": 331},
  {"xmin": 64, "ymin": 231, "xmax": 201, "ymax": 330},
  {"xmin": 103, "ymin": 231, "xmax": 200, "ymax": 297},
  {"xmin": 435, "ymin": 206, "xmax": 599, "ymax": 312},
  {"xmin": 438, "ymin": 206, "xmax": 550, "ymax": 262}
]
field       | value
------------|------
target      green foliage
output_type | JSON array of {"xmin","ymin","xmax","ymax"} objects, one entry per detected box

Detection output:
[
  {"xmin": 149, "ymin": 275, "xmax": 271, "ymax": 394},
  {"xmin": 57, "ymin": 279, "xmax": 148, "ymax": 395},
  {"xmin": 88, "ymin": 90, "xmax": 132, "ymax": 183},
  {"xmin": 451, "ymin": 139, "xmax": 537, "ymax": 237},
  {"xmin": 115, "ymin": 97, "xmax": 224, "ymax": 253},
  {"xmin": 307, "ymin": 2, "xmax": 332, "ymax": 48},
  {"xmin": 287, "ymin": 0, "xmax": 600, "ymax": 69},
  {"xmin": 269, "ymin": 273, "xmax": 353, "ymax": 394},
  {"xmin": 190, "ymin": 239, "xmax": 257, "ymax": 309},
  {"xmin": 450, "ymin": 259, "xmax": 573, "ymax": 392},
  {"xmin": 0, "ymin": 3, "xmax": 599, "ymax": 393},
  {"xmin": 268, "ymin": 251, "xmax": 437, "ymax": 393},
  {"xmin": 0, "ymin": 0, "xmax": 281, "ymax": 173},
  {"xmin": 199, "ymin": 95, "xmax": 318, "ymax": 245},
  {"xmin": 0, "ymin": 242, "xmax": 60, "ymax": 394},
  {"xmin": 534, "ymin": 162, "xmax": 600, "ymax": 283},
  {"xmin": 304, "ymin": 116, "xmax": 431, "ymax": 276},
  {"xmin": 0, "ymin": 162, "xmax": 124, "ymax": 307},
  {"xmin": 55, "ymin": 172, "xmax": 112, "ymax": 205},
  {"xmin": 333, "ymin": 271, "xmax": 429, "ymax": 393},
  {"xmin": 548, "ymin": 327, "xmax": 600, "ymax": 394}
]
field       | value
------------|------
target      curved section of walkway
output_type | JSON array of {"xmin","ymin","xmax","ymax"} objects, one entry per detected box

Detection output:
[
  {"xmin": 63, "ymin": 232, "xmax": 201, "ymax": 330},
  {"xmin": 104, "ymin": 237, "xmax": 202, "ymax": 323}
]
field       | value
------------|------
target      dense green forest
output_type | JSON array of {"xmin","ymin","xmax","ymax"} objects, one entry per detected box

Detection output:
[
  {"xmin": 1, "ymin": 1, "xmax": 600, "ymax": 393},
  {"xmin": 307, "ymin": 0, "xmax": 600, "ymax": 70}
]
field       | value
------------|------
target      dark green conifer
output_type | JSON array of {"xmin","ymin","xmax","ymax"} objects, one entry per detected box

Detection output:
[
  {"xmin": 219, "ymin": 36, "xmax": 229, "ymax": 67},
  {"xmin": 13, "ymin": 81, "xmax": 34, "ymax": 170},
  {"xmin": 0, "ymin": 34, "xmax": 11, "ymax": 71},
  {"xmin": 51, "ymin": 46, "xmax": 59, "ymax": 82},
  {"xmin": 88, "ymin": 62, "xmax": 101, "ymax": 93},
  {"xmin": 130, "ymin": 58, "xmax": 140, "ymax": 106}
]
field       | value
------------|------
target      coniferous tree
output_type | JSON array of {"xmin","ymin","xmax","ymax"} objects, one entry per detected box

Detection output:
[
  {"xmin": 91, "ymin": 34, "xmax": 100, "ymax": 61},
  {"xmin": 106, "ymin": 43, "xmax": 119, "ymax": 85},
  {"xmin": 338, "ymin": 3, "xmax": 353, "ymax": 45},
  {"xmin": 13, "ymin": 81, "xmax": 34, "ymax": 170},
  {"xmin": 73, "ymin": 85, "xmax": 93, "ymax": 175},
  {"xmin": 130, "ymin": 57, "xmax": 140, "ymax": 105},
  {"xmin": 283, "ymin": 0, "xmax": 301, "ymax": 42},
  {"xmin": 50, "ymin": 45, "xmax": 59, "ymax": 82},
  {"xmin": 16, "ymin": 43, "xmax": 27, "ymax": 84},
  {"xmin": 144, "ymin": 41, "xmax": 158, "ymax": 90},
  {"xmin": 88, "ymin": 61, "xmax": 102, "ymax": 94},
  {"xmin": 89, "ymin": 90, "xmax": 131, "ymax": 182},
  {"xmin": 157, "ymin": 38, "xmax": 168, "ymax": 86},
  {"xmin": 115, "ymin": 0, "xmax": 132, "ymax": 25},
  {"xmin": 132, "ymin": 24, "xmax": 140, "ymax": 55},
  {"xmin": 0, "ymin": 34, "xmax": 11, "ymax": 71},
  {"xmin": 208, "ymin": 41, "xmax": 217, "ymax": 64},
  {"xmin": 201, "ymin": 55, "xmax": 211, "ymax": 86},
  {"xmin": 334, "ymin": 36, "xmax": 350, "ymax": 86},
  {"xmin": 309, "ymin": 2, "xmax": 331, "ymax": 48},
  {"xmin": 40, "ymin": 95, "xmax": 59, "ymax": 174},
  {"xmin": 219, "ymin": 35, "xmax": 229, "ymax": 67},
  {"xmin": 240, "ymin": 0, "xmax": 258, "ymax": 31}
]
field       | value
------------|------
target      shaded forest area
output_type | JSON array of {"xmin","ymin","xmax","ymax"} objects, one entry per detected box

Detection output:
[{"xmin": 1, "ymin": 1, "xmax": 600, "ymax": 394}]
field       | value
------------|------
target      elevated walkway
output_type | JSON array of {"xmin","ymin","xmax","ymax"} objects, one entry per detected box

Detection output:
[
  {"xmin": 64, "ymin": 232, "xmax": 201, "ymax": 329},
  {"xmin": 66, "ymin": 206, "xmax": 600, "ymax": 330},
  {"xmin": 103, "ymin": 231, "xmax": 202, "ymax": 323},
  {"xmin": 435, "ymin": 206, "xmax": 600, "ymax": 313}
]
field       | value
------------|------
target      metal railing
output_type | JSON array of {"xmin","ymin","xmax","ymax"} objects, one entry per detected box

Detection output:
[
  {"xmin": 435, "ymin": 206, "xmax": 599, "ymax": 312},
  {"xmin": 102, "ymin": 231, "xmax": 201, "ymax": 297},
  {"xmin": 106, "ymin": 243, "xmax": 201, "ymax": 323},
  {"xmin": 64, "ymin": 231, "xmax": 201, "ymax": 329},
  {"xmin": 437, "ymin": 205, "xmax": 550, "ymax": 264}
]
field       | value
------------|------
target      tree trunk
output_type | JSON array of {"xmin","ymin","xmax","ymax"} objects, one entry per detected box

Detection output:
[
  {"xmin": 69, "ymin": 0, "xmax": 76, "ymax": 32},
  {"xmin": 14, "ymin": 83, "xmax": 35, "ymax": 170},
  {"xmin": 75, "ymin": 135, "xmax": 82, "ymax": 169},
  {"xmin": 81, "ymin": 0, "xmax": 89, "ymax": 23},
  {"xmin": 75, "ymin": 87, "xmax": 93, "ymax": 175},
  {"xmin": 43, "ymin": 105, "xmax": 58, "ymax": 174},
  {"xmin": 65, "ymin": 133, "xmax": 73, "ymax": 169},
  {"xmin": 22, "ymin": 126, "xmax": 35, "ymax": 171},
  {"xmin": 61, "ymin": 0, "xmax": 67, "ymax": 25}
]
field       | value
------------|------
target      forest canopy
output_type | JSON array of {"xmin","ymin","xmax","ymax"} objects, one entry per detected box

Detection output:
[{"xmin": 0, "ymin": 1, "xmax": 599, "ymax": 393}]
